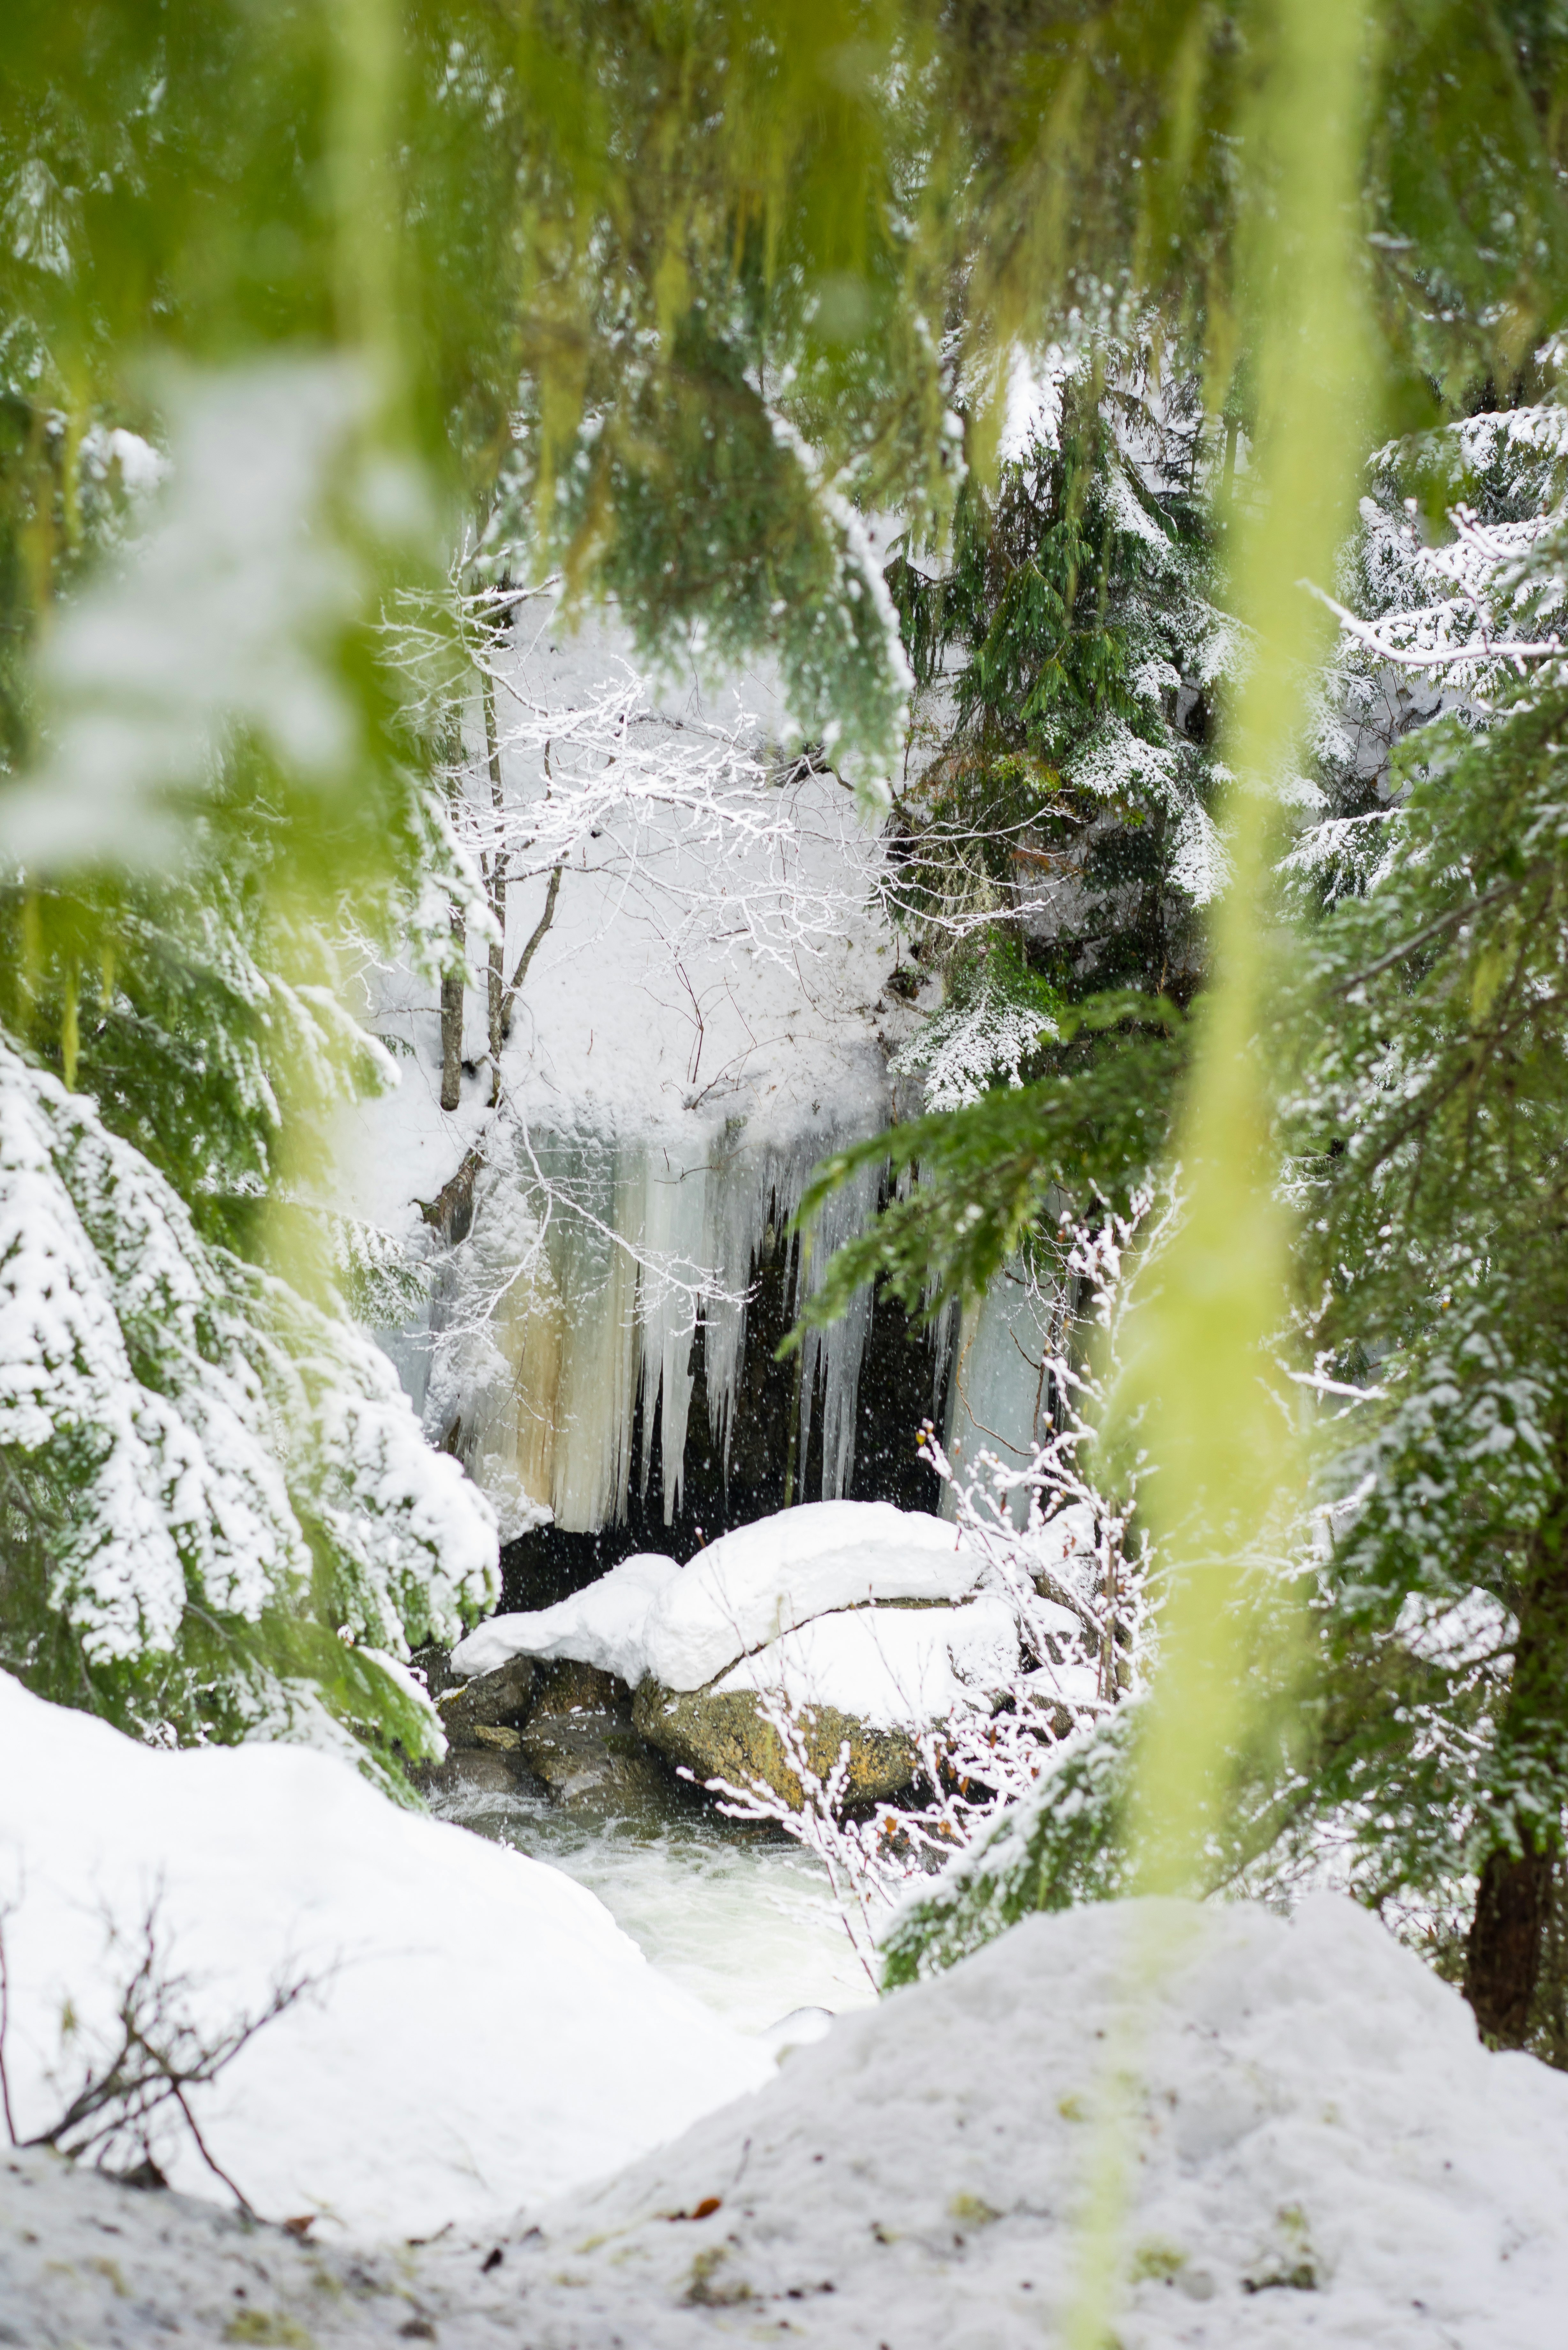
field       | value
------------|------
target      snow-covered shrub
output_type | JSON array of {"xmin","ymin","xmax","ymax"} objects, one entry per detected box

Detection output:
[{"xmin": 0, "ymin": 1040, "xmax": 497, "ymax": 1782}]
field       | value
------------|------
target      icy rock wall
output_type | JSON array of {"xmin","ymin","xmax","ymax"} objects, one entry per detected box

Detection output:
[
  {"xmin": 424, "ymin": 1105, "xmax": 889, "ymax": 1538},
  {"xmin": 941, "ymin": 1257, "xmax": 1060, "ymax": 1530}
]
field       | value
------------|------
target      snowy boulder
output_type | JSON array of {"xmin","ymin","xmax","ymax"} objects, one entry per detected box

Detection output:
[
  {"xmin": 0, "ymin": 1671, "xmax": 771, "ymax": 2238},
  {"xmin": 640, "ymin": 1500, "xmax": 981, "ymax": 1692},
  {"xmin": 635, "ymin": 1595, "xmax": 1020, "ymax": 1807},
  {"xmin": 450, "ymin": 1548, "xmax": 680, "ymax": 1686},
  {"xmin": 452, "ymin": 1505, "xmax": 1014, "ymax": 1812}
]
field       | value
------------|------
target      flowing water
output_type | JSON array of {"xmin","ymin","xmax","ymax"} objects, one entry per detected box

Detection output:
[{"xmin": 427, "ymin": 1770, "xmax": 877, "ymax": 2035}]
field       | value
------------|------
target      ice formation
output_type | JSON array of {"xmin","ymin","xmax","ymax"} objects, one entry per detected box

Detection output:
[
  {"xmin": 940, "ymin": 1256, "xmax": 1058, "ymax": 1530},
  {"xmin": 335, "ymin": 603, "xmax": 1056, "ymax": 1539},
  {"xmin": 422, "ymin": 1108, "xmax": 895, "ymax": 1535}
]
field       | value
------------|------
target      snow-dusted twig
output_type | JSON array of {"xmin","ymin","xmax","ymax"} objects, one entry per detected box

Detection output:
[{"xmin": 1, "ymin": 1891, "xmax": 326, "ymax": 2216}]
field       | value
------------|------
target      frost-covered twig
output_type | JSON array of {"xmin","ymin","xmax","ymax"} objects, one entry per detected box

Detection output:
[{"xmin": 2, "ymin": 1892, "xmax": 325, "ymax": 2215}]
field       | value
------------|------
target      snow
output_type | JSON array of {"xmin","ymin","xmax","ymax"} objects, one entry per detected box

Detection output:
[
  {"xmin": 427, "ymin": 1892, "xmax": 1568, "ymax": 2346},
  {"xmin": 449, "ymin": 1504, "xmax": 994, "ymax": 1712},
  {"xmin": 713, "ymin": 1593, "xmax": 1020, "ymax": 1731},
  {"xmin": 451, "ymin": 1549, "xmax": 680, "ymax": 1683},
  {"xmin": 639, "ymin": 1500, "xmax": 981, "ymax": 1691},
  {"xmin": 0, "ymin": 1671, "xmax": 771, "ymax": 2240},
  {"xmin": 889, "ymin": 976, "xmax": 1054, "ymax": 1110},
  {"xmin": 8, "ymin": 1891, "xmax": 1568, "ymax": 2344}
]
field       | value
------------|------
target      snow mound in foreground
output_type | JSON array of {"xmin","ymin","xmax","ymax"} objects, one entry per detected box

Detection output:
[
  {"xmin": 0, "ymin": 1673, "xmax": 771, "ymax": 2238},
  {"xmin": 440, "ymin": 1894, "xmax": 1568, "ymax": 2347},
  {"xmin": 451, "ymin": 1548, "xmax": 679, "ymax": 1683}
]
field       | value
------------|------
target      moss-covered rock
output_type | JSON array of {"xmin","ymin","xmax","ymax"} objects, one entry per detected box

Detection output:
[{"xmin": 632, "ymin": 1675, "xmax": 919, "ymax": 1808}]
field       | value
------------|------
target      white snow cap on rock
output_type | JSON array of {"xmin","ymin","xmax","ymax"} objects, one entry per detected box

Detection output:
[
  {"xmin": 0, "ymin": 1672, "xmax": 770, "ymax": 2239},
  {"xmin": 643, "ymin": 1500, "xmax": 980, "ymax": 1692},
  {"xmin": 441, "ymin": 1893, "xmax": 1568, "ymax": 2346},
  {"xmin": 450, "ymin": 1550, "xmax": 680, "ymax": 1684},
  {"xmin": 715, "ymin": 1595, "xmax": 1019, "ymax": 1732}
]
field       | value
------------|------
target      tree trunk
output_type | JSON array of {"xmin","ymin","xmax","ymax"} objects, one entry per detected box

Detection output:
[
  {"xmin": 439, "ymin": 897, "xmax": 465, "ymax": 1112},
  {"xmin": 483, "ymin": 672, "xmax": 508, "ymax": 1105},
  {"xmin": 1465, "ymin": 1464, "xmax": 1568, "ymax": 2045},
  {"xmin": 1467, "ymin": 1846, "xmax": 1554, "ymax": 2044}
]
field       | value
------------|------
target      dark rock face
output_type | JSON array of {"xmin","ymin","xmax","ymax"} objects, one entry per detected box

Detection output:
[
  {"xmin": 435, "ymin": 1654, "xmax": 536, "ymax": 1748},
  {"xmin": 416, "ymin": 1746, "xmax": 539, "ymax": 1800},
  {"xmin": 632, "ymin": 1677, "xmax": 919, "ymax": 1808},
  {"xmin": 516, "ymin": 1657, "xmax": 669, "ymax": 1812}
]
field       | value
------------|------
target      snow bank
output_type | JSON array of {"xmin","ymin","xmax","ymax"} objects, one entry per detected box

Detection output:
[
  {"xmin": 451, "ymin": 1550, "xmax": 680, "ymax": 1684},
  {"xmin": 715, "ymin": 1594, "xmax": 1019, "ymax": 1732},
  {"xmin": 434, "ymin": 1894, "xmax": 1568, "ymax": 2346},
  {"xmin": 642, "ymin": 1500, "xmax": 980, "ymax": 1691},
  {"xmin": 0, "ymin": 1673, "xmax": 771, "ymax": 2238}
]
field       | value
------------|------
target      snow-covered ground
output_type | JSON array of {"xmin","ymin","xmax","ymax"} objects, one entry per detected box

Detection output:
[
  {"xmin": 0, "ymin": 1672, "xmax": 770, "ymax": 2239},
  {"xmin": 8, "ymin": 1893, "xmax": 1568, "ymax": 2347}
]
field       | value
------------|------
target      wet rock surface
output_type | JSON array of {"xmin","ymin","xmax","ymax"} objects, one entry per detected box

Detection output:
[
  {"xmin": 632, "ymin": 1676, "xmax": 919, "ymax": 1807},
  {"xmin": 435, "ymin": 1654, "xmax": 536, "ymax": 1748},
  {"xmin": 415, "ymin": 1744, "xmax": 543, "ymax": 1802},
  {"xmin": 517, "ymin": 1658, "xmax": 671, "ymax": 1813}
]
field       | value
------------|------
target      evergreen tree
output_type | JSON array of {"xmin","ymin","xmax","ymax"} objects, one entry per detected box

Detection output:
[
  {"xmin": 881, "ymin": 354, "xmax": 1225, "ymax": 1114},
  {"xmin": 1276, "ymin": 376, "xmax": 1568, "ymax": 2047}
]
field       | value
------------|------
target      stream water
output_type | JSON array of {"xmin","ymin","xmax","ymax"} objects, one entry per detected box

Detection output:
[{"xmin": 427, "ymin": 1771, "xmax": 877, "ymax": 2035}]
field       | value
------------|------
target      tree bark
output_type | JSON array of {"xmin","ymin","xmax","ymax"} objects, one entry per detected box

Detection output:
[
  {"xmin": 1467, "ymin": 1846, "xmax": 1554, "ymax": 2044},
  {"xmin": 499, "ymin": 863, "xmax": 562, "ymax": 1040},
  {"xmin": 439, "ymin": 896, "xmax": 465, "ymax": 1112},
  {"xmin": 482, "ymin": 671, "xmax": 509, "ymax": 1105},
  {"xmin": 1465, "ymin": 1464, "xmax": 1568, "ymax": 2045}
]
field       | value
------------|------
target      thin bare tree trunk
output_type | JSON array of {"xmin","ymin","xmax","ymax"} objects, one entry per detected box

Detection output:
[
  {"xmin": 439, "ymin": 895, "xmax": 465, "ymax": 1111},
  {"xmin": 483, "ymin": 671, "xmax": 509, "ymax": 1105},
  {"xmin": 499, "ymin": 862, "xmax": 563, "ymax": 1039}
]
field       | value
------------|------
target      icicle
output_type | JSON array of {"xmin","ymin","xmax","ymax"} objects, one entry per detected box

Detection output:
[{"xmin": 634, "ymin": 1138, "xmax": 708, "ymax": 1523}]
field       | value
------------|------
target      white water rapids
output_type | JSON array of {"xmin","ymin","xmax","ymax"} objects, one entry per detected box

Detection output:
[{"xmin": 426, "ymin": 1773, "xmax": 877, "ymax": 2034}]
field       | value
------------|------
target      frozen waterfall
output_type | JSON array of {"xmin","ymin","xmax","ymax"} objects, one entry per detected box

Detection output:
[{"xmin": 421, "ymin": 1105, "xmax": 891, "ymax": 1537}]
